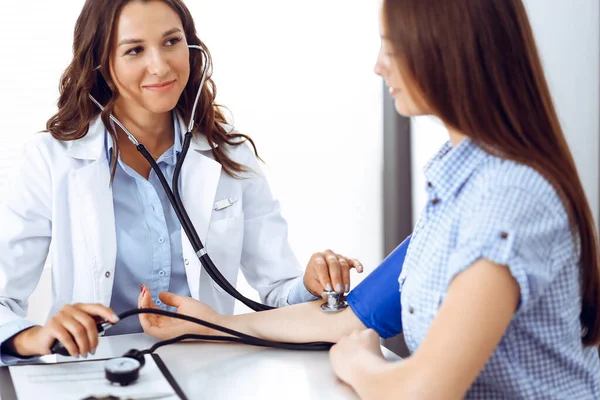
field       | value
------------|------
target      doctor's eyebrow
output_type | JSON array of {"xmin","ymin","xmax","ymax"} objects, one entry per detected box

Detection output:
[{"xmin": 117, "ymin": 27, "xmax": 183, "ymax": 46}]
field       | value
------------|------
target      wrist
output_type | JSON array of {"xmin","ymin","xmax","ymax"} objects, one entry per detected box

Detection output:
[
  {"xmin": 355, "ymin": 357, "xmax": 431, "ymax": 400},
  {"xmin": 351, "ymin": 353, "xmax": 393, "ymax": 399},
  {"xmin": 209, "ymin": 314, "xmax": 229, "ymax": 337},
  {"xmin": 4, "ymin": 326, "xmax": 43, "ymax": 357}
]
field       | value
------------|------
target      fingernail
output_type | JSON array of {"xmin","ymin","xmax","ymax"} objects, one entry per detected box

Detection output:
[
  {"xmin": 91, "ymin": 349, "xmax": 96, "ymax": 356},
  {"xmin": 112, "ymin": 314, "xmax": 120, "ymax": 322},
  {"xmin": 358, "ymin": 265, "xmax": 363, "ymax": 273},
  {"xmin": 82, "ymin": 352, "xmax": 88, "ymax": 359},
  {"xmin": 345, "ymin": 283, "xmax": 350, "ymax": 293},
  {"xmin": 335, "ymin": 283, "xmax": 343, "ymax": 293},
  {"xmin": 140, "ymin": 284, "xmax": 144, "ymax": 292},
  {"xmin": 74, "ymin": 353, "xmax": 80, "ymax": 359},
  {"xmin": 325, "ymin": 283, "xmax": 333, "ymax": 291}
]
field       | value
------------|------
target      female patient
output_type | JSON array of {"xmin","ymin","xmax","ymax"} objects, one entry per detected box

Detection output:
[{"xmin": 139, "ymin": 0, "xmax": 600, "ymax": 398}]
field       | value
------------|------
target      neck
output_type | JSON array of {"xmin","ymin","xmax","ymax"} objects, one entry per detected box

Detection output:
[
  {"xmin": 113, "ymin": 101, "xmax": 174, "ymax": 154},
  {"xmin": 446, "ymin": 125, "xmax": 467, "ymax": 147}
]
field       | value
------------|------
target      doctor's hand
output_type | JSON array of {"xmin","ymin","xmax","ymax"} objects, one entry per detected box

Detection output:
[
  {"xmin": 138, "ymin": 284, "xmax": 218, "ymax": 340},
  {"xmin": 2, "ymin": 303, "xmax": 119, "ymax": 358},
  {"xmin": 304, "ymin": 250, "xmax": 363, "ymax": 297}
]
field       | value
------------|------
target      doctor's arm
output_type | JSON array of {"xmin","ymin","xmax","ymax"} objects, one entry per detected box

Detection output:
[
  {"xmin": 0, "ymin": 140, "xmax": 54, "ymax": 365},
  {"xmin": 0, "ymin": 138, "xmax": 118, "ymax": 363},
  {"xmin": 329, "ymin": 258, "xmax": 520, "ymax": 400},
  {"xmin": 235, "ymin": 143, "xmax": 362, "ymax": 306}
]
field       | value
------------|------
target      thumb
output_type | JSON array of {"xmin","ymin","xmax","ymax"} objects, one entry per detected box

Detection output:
[
  {"xmin": 305, "ymin": 277, "xmax": 325, "ymax": 298},
  {"xmin": 158, "ymin": 291, "xmax": 182, "ymax": 308}
]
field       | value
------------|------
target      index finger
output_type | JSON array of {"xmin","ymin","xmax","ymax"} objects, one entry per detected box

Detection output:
[
  {"xmin": 311, "ymin": 253, "xmax": 333, "ymax": 295},
  {"xmin": 323, "ymin": 249, "xmax": 343, "ymax": 294},
  {"xmin": 339, "ymin": 256, "xmax": 363, "ymax": 273},
  {"xmin": 74, "ymin": 303, "xmax": 120, "ymax": 324}
]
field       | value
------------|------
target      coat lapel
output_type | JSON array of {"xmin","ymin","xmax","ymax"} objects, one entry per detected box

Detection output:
[
  {"xmin": 73, "ymin": 159, "xmax": 116, "ymax": 305},
  {"xmin": 175, "ymin": 116, "xmax": 222, "ymax": 298},
  {"xmin": 67, "ymin": 116, "xmax": 116, "ymax": 306},
  {"xmin": 65, "ymin": 114, "xmax": 222, "ymax": 303},
  {"xmin": 175, "ymin": 114, "xmax": 222, "ymax": 248}
]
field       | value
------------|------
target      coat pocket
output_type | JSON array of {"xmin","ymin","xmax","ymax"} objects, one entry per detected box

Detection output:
[{"xmin": 205, "ymin": 213, "xmax": 244, "ymax": 293}]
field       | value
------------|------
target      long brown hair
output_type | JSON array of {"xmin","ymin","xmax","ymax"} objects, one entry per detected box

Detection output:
[
  {"xmin": 46, "ymin": 0, "xmax": 258, "ymax": 178},
  {"xmin": 382, "ymin": 0, "xmax": 600, "ymax": 345}
]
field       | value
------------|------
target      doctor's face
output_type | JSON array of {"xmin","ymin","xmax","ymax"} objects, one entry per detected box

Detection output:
[{"xmin": 109, "ymin": 0, "xmax": 190, "ymax": 116}]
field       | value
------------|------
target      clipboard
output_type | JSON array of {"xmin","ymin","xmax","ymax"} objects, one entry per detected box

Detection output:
[{"xmin": 0, "ymin": 353, "xmax": 187, "ymax": 400}]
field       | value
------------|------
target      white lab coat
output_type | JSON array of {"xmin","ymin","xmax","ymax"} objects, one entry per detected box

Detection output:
[{"xmin": 0, "ymin": 114, "xmax": 304, "ymax": 329}]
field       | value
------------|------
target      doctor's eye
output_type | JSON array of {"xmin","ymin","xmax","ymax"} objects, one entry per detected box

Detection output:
[
  {"xmin": 165, "ymin": 37, "xmax": 183, "ymax": 47},
  {"xmin": 124, "ymin": 46, "xmax": 144, "ymax": 56}
]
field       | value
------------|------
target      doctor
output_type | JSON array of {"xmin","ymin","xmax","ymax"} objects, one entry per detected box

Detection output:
[{"xmin": 0, "ymin": 0, "xmax": 362, "ymax": 363}]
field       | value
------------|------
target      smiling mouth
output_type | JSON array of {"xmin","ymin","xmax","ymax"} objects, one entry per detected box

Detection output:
[{"xmin": 144, "ymin": 80, "xmax": 176, "ymax": 89}]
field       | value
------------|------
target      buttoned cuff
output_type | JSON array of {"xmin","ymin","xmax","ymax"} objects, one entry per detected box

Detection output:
[{"xmin": 286, "ymin": 277, "xmax": 320, "ymax": 305}]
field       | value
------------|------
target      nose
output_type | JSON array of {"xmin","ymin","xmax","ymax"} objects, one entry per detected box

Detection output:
[
  {"xmin": 147, "ymin": 49, "xmax": 170, "ymax": 77},
  {"xmin": 374, "ymin": 50, "xmax": 385, "ymax": 77},
  {"xmin": 374, "ymin": 60, "xmax": 382, "ymax": 77}
]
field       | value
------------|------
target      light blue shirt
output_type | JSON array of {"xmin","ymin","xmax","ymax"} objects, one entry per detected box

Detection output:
[
  {"xmin": 105, "ymin": 117, "xmax": 190, "ymax": 336},
  {"xmin": 106, "ymin": 117, "xmax": 315, "ymax": 334},
  {"xmin": 400, "ymin": 138, "xmax": 600, "ymax": 399}
]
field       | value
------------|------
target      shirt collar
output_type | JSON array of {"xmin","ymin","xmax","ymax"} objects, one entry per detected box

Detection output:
[
  {"xmin": 104, "ymin": 111, "xmax": 183, "ymax": 165},
  {"xmin": 423, "ymin": 137, "xmax": 488, "ymax": 202}
]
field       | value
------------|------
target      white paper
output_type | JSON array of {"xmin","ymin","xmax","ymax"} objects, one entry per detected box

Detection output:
[{"xmin": 8, "ymin": 354, "xmax": 179, "ymax": 400}]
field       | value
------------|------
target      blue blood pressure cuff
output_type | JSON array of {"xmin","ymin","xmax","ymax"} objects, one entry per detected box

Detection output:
[{"xmin": 346, "ymin": 235, "xmax": 411, "ymax": 339}]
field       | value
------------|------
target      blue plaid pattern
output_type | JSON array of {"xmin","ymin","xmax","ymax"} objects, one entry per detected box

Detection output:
[{"xmin": 399, "ymin": 138, "xmax": 600, "ymax": 399}]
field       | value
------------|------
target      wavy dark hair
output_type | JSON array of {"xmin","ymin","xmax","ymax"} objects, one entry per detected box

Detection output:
[
  {"xmin": 382, "ymin": 0, "xmax": 600, "ymax": 345},
  {"xmin": 46, "ymin": 0, "xmax": 259, "ymax": 178}
]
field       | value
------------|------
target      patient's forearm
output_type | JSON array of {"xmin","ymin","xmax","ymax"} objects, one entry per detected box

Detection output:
[{"xmin": 215, "ymin": 301, "xmax": 366, "ymax": 343}]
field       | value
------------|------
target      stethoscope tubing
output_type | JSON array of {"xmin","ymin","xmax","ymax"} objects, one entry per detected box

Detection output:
[
  {"xmin": 90, "ymin": 44, "xmax": 273, "ymax": 312},
  {"xmin": 137, "ymin": 137, "xmax": 273, "ymax": 311},
  {"xmin": 50, "ymin": 44, "xmax": 331, "ymax": 359}
]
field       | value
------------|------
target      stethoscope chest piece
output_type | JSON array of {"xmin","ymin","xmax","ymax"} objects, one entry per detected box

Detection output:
[
  {"xmin": 104, "ymin": 356, "xmax": 142, "ymax": 386},
  {"xmin": 320, "ymin": 290, "xmax": 349, "ymax": 313}
]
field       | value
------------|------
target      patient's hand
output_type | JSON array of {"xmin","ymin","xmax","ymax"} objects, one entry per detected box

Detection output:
[{"xmin": 138, "ymin": 284, "xmax": 219, "ymax": 340}]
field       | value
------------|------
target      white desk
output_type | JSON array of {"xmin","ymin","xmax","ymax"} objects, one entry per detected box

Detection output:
[{"xmin": 0, "ymin": 333, "xmax": 402, "ymax": 400}]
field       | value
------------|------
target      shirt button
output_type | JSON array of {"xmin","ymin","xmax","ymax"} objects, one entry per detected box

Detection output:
[
  {"xmin": 500, "ymin": 232, "xmax": 509, "ymax": 239},
  {"xmin": 409, "ymin": 306, "xmax": 414, "ymax": 314},
  {"xmin": 184, "ymin": 259, "xmax": 189, "ymax": 265},
  {"xmin": 159, "ymin": 270, "xmax": 166, "ymax": 277},
  {"xmin": 427, "ymin": 182, "xmax": 433, "ymax": 188},
  {"xmin": 155, "ymin": 299, "xmax": 162, "ymax": 306},
  {"xmin": 158, "ymin": 237, "xmax": 165, "ymax": 244},
  {"xmin": 431, "ymin": 198, "xmax": 440, "ymax": 205},
  {"xmin": 105, "ymin": 271, "xmax": 111, "ymax": 278}
]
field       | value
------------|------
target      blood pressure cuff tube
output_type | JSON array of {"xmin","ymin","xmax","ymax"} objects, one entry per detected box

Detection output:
[{"xmin": 346, "ymin": 235, "xmax": 411, "ymax": 339}]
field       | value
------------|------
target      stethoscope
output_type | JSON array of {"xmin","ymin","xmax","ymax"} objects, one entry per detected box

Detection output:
[{"xmin": 49, "ymin": 45, "xmax": 349, "ymax": 387}]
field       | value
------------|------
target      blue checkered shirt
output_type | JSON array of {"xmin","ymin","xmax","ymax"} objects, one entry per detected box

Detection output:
[{"xmin": 399, "ymin": 138, "xmax": 600, "ymax": 399}]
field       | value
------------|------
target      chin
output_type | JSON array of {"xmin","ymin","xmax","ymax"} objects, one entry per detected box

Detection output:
[
  {"xmin": 394, "ymin": 101, "xmax": 412, "ymax": 117},
  {"xmin": 144, "ymin": 98, "xmax": 180, "ymax": 114},
  {"xmin": 394, "ymin": 99, "xmax": 423, "ymax": 118}
]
